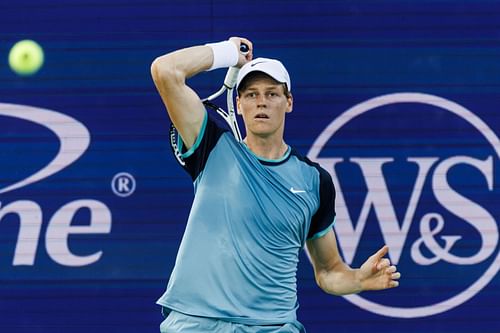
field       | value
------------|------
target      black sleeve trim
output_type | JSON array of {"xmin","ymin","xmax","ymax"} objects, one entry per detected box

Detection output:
[
  {"xmin": 169, "ymin": 113, "xmax": 227, "ymax": 181},
  {"xmin": 307, "ymin": 163, "xmax": 336, "ymax": 240}
]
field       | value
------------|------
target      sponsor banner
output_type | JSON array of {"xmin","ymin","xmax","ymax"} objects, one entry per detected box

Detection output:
[
  {"xmin": 1, "ymin": 1, "xmax": 499, "ymax": 332},
  {"xmin": 308, "ymin": 93, "xmax": 499, "ymax": 318}
]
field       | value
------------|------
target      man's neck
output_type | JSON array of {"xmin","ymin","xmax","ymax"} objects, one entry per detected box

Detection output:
[{"xmin": 243, "ymin": 135, "xmax": 288, "ymax": 160}]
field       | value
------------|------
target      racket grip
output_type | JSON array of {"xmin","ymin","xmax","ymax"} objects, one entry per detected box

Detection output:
[
  {"xmin": 223, "ymin": 66, "xmax": 240, "ymax": 89},
  {"xmin": 223, "ymin": 43, "xmax": 248, "ymax": 88},
  {"xmin": 240, "ymin": 43, "xmax": 249, "ymax": 55}
]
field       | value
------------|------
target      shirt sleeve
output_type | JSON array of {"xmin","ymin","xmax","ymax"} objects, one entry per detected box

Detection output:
[
  {"xmin": 170, "ymin": 111, "xmax": 228, "ymax": 181},
  {"xmin": 307, "ymin": 166, "xmax": 336, "ymax": 240}
]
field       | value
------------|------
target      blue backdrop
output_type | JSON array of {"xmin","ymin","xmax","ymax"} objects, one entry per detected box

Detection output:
[{"xmin": 0, "ymin": 1, "xmax": 499, "ymax": 332}]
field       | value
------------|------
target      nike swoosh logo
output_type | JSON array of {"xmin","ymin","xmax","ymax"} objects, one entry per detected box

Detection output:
[
  {"xmin": 290, "ymin": 187, "xmax": 306, "ymax": 194},
  {"xmin": 251, "ymin": 61, "xmax": 267, "ymax": 67}
]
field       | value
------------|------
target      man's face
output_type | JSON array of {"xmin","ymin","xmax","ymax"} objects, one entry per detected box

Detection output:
[{"xmin": 236, "ymin": 74, "xmax": 293, "ymax": 139}]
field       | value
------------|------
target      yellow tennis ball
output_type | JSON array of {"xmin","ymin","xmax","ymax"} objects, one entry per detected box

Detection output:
[{"xmin": 8, "ymin": 40, "xmax": 45, "ymax": 76}]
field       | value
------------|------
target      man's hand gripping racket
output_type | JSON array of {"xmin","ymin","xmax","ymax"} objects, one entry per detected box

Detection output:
[{"xmin": 202, "ymin": 41, "xmax": 250, "ymax": 142}]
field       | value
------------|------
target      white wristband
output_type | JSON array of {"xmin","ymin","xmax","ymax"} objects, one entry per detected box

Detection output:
[{"xmin": 205, "ymin": 40, "xmax": 239, "ymax": 71}]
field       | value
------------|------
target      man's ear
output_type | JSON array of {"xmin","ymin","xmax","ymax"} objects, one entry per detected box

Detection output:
[
  {"xmin": 236, "ymin": 95, "xmax": 242, "ymax": 115},
  {"xmin": 286, "ymin": 93, "xmax": 293, "ymax": 114}
]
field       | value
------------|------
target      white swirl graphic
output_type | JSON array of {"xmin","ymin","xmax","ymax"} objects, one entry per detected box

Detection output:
[{"xmin": 0, "ymin": 103, "xmax": 90, "ymax": 194}]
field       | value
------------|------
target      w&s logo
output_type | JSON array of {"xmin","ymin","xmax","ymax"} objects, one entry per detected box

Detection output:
[{"xmin": 308, "ymin": 93, "xmax": 499, "ymax": 318}]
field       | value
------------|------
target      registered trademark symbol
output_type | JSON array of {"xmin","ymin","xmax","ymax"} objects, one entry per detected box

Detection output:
[{"xmin": 111, "ymin": 172, "xmax": 136, "ymax": 197}]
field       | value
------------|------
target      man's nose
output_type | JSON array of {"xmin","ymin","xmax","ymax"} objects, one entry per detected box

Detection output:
[{"xmin": 256, "ymin": 94, "xmax": 267, "ymax": 107}]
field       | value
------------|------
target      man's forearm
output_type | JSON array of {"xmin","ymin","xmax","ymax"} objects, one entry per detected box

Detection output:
[
  {"xmin": 316, "ymin": 264, "xmax": 363, "ymax": 296},
  {"xmin": 151, "ymin": 45, "xmax": 213, "ymax": 86}
]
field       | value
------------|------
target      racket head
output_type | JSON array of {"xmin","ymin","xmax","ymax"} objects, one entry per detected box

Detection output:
[{"xmin": 169, "ymin": 123, "xmax": 186, "ymax": 166}]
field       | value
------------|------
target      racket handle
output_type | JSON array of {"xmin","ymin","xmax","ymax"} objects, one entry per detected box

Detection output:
[
  {"xmin": 223, "ymin": 66, "xmax": 240, "ymax": 89},
  {"xmin": 223, "ymin": 43, "xmax": 249, "ymax": 88},
  {"xmin": 240, "ymin": 43, "xmax": 249, "ymax": 55}
]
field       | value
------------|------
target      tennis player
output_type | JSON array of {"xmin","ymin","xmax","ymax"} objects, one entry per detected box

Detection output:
[{"xmin": 150, "ymin": 37, "xmax": 401, "ymax": 333}]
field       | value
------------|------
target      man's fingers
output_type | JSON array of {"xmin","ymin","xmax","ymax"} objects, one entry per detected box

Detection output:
[
  {"xmin": 229, "ymin": 37, "xmax": 254, "ymax": 65},
  {"xmin": 386, "ymin": 265, "xmax": 397, "ymax": 274},
  {"xmin": 368, "ymin": 245, "xmax": 402, "ymax": 289},
  {"xmin": 373, "ymin": 245, "xmax": 389, "ymax": 260},
  {"xmin": 376, "ymin": 258, "xmax": 391, "ymax": 271}
]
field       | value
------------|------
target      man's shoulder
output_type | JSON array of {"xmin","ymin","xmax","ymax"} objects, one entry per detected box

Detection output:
[
  {"xmin": 289, "ymin": 147, "xmax": 328, "ymax": 172},
  {"xmin": 288, "ymin": 147, "xmax": 334, "ymax": 187}
]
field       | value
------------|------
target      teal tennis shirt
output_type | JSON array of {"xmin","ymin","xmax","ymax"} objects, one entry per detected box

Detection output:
[{"xmin": 157, "ymin": 112, "xmax": 336, "ymax": 325}]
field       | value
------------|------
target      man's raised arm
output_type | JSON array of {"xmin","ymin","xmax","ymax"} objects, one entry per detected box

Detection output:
[{"xmin": 150, "ymin": 38, "xmax": 252, "ymax": 148}]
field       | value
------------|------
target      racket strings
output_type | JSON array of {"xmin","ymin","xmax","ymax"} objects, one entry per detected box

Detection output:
[
  {"xmin": 169, "ymin": 123, "xmax": 186, "ymax": 166},
  {"xmin": 203, "ymin": 100, "xmax": 242, "ymax": 141}
]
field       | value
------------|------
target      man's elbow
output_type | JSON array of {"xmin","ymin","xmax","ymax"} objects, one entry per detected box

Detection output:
[
  {"xmin": 315, "ymin": 271, "xmax": 335, "ymax": 296},
  {"xmin": 315, "ymin": 270, "xmax": 348, "ymax": 296},
  {"xmin": 150, "ymin": 55, "xmax": 183, "ymax": 88}
]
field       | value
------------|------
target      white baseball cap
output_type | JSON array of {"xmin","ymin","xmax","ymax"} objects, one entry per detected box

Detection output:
[{"xmin": 236, "ymin": 57, "xmax": 291, "ymax": 92}]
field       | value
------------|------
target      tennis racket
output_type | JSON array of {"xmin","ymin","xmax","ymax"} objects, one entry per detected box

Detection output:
[
  {"xmin": 170, "ymin": 43, "xmax": 249, "ymax": 166},
  {"xmin": 201, "ymin": 43, "xmax": 249, "ymax": 141}
]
